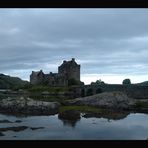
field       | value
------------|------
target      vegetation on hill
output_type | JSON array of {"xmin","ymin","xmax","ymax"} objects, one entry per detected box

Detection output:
[
  {"xmin": 68, "ymin": 78, "xmax": 84, "ymax": 86},
  {"xmin": 122, "ymin": 79, "xmax": 131, "ymax": 85},
  {"xmin": 137, "ymin": 81, "xmax": 148, "ymax": 86},
  {"xmin": 27, "ymin": 85, "xmax": 70, "ymax": 93},
  {"xmin": 0, "ymin": 73, "xmax": 29, "ymax": 90},
  {"xmin": 91, "ymin": 79, "xmax": 105, "ymax": 85}
]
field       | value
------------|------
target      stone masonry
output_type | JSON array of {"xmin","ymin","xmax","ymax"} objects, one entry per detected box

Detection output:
[{"xmin": 30, "ymin": 58, "xmax": 80, "ymax": 86}]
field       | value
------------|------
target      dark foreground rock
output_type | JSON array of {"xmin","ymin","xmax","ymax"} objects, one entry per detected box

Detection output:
[
  {"xmin": 65, "ymin": 91, "xmax": 136, "ymax": 110},
  {"xmin": 0, "ymin": 132, "xmax": 4, "ymax": 136},
  {"xmin": 0, "ymin": 119, "xmax": 22, "ymax": 123},
  {"xmin": 0, "ymin": 97, "xmax": 60, "ymax": 115},
  {"xmin": 0, "ymin": 126, "xmax": 28, "ymax": 132},
  {"xmin": 15, "ymin": 120, "xmax": 22, "ymax": 123},
  {"xmin": 0, "ymin": 126, "xmax": 44, "ymax": 133},
  {"xmin": 30, "ymin": 127, "xmax": 44, "ymax": 130},
  {"xmin": 0, "ymin": 120, "xmax": 13, "ymax": 123}
]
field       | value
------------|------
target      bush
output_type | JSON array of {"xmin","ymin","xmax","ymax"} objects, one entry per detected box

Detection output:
[
  {"xmin": 122, "ymin": 79, "xmax": 131, "ymax": 85},
  {"xmin": 86, "ymin": 88, "xmax": 93, "ymax": 96},
  {"xmin": 68, "ymin": 78, "xmax": 84, "ymax": 86},
  {"xmin": 91, "ymin": 79, "xmax": 105, "ymax": 85}
]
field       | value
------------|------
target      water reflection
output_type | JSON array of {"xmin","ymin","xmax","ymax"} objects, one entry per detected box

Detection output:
[
  {"xmin": 1, "ymin": 112, "xmax": 148, "ymax": 140},
  {"xmin": 57, "ymin": 110, "xmax": 130, "ymax": 127},
  {"xmin": 58, "ymin": 110, "xmax": 81, "ymax": 128},
  {"xmin": 59, "ymin": 119, "xmax": 80, "ymax": 127},
  {"xmin": 82, "ymin": 111, "xmax": 130, "ymax": 121}
]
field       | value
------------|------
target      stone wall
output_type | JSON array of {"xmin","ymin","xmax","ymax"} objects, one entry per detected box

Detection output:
[
  {"xmin": 58, "ymin": 58, "xmax": 80, "ymax": 82},
  {"xmin": 30, "ymin": 58, "xmax": 81, "ymax": 86},
  {"xmin": 30, "ymin": 71, "xmax": 45, "ymax": 85},
  {"xmin": 73, "ymin": 84, "xmax": 148, "ymax": 99}
]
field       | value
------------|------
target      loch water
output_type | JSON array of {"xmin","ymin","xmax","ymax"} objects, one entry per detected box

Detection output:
[{"xmin": 0, "ymin": 112, "xmax": 148, "ymax": 140}]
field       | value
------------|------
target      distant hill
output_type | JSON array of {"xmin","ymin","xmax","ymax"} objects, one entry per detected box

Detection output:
[
  {"xmin": 0, "ymin": 73, "xmax": 29, "ymax": 89},
  {"xmin": 136, "ymin": 81, "xmax": 148, "ymax": 86}
]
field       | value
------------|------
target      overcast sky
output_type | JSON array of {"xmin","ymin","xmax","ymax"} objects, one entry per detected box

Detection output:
[{"xmin": 0, "ymin": 8, "xmax": 148, "ymax": 84}]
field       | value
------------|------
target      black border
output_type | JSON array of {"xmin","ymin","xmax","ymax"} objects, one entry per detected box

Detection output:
[
  {"xmin": 1, "ymin": 140, "xmax": 148, "ymax": 146},
  {"xmin": 1, "ymin": 0, "xmax": 148, "ymax": 146},
  {"xmin": 0, "ymin": 0, "xmax": 148, "ymax": 8}
]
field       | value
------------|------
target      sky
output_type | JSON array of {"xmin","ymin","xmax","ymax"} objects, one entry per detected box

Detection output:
[{"xmin": 0, "ymin": 8, "xmax": 148, "ymax": 84}]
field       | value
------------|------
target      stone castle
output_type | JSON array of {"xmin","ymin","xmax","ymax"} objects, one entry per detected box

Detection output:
[{"xmin": 30, "ymin": 58, "xmax": 81, "ymax": 86}]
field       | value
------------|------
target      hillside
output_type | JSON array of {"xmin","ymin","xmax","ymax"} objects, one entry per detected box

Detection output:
[
  {"xmin": 0, "ymin": 73, "xmax": 29, "ymax": 89},
  {"xmin": 137, "ymin": 81, "xmax": 148, "ymax": 86}
]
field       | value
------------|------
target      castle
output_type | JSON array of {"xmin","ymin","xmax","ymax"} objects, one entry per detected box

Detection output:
[{"xmin": 30, "ymin": 58, "xmax": 81, "ymax": 86}]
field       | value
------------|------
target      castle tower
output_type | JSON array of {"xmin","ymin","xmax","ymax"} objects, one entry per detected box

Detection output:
[
  {"xmin": 30, "ymin": 70, "xmax": 45, "ymax": 85},
  {"xmin": 58, "ymin": 58, "xmax": 80, "ymax": 81}
]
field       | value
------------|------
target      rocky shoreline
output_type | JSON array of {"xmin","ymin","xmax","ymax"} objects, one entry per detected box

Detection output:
[
  {"xmin": 65, "ymin": 91, "xmax": 137, "ymax": 110},
  {"xmin": 0, "ymin": 91, "xmax": 148, "ymax": 116},
  {"xmin": 0, "ymin": 97, "xmax": 60, "ymax": 115}
]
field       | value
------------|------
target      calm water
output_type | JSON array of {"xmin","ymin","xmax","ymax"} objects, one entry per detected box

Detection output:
[{"xmin": 0, "ymin": 112, "xmax": 148, "ymax": 140}]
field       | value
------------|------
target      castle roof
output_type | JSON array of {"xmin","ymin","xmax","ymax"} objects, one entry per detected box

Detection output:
[
  {"xmin": 32, "ymin": 70, "xmax": 44, "ymax": 76},
  {"xmin": 59, "ymin": 58, "xmax": 79, "ymax": 68}
]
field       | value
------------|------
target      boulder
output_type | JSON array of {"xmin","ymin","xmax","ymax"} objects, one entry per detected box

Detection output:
[
  {"xmin": 0, "ymin": 97, "xmax": 60, "ymax": 115},
  {"xmin": 65, "ymin": 91, "xmax": 136, "ymax": 110},
  {"xmin": 0, "ymin": 132, "xmax": 4, "ymax": 136}
]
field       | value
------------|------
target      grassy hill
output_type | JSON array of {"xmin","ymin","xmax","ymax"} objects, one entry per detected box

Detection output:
[
  {"xmin": 0, "ymin": 73, "xmax": 29, "ymax": 89},
  {"xmin": 136, "ymin": 81, "xmax": 148, "ymax": 86}
]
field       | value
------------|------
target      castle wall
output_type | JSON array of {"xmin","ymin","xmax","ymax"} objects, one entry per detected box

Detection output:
[
  {"xmin": 30, "ymin": 58, "xmax": 81, "ymax": 86},
  {"xmin": 30, "ymin": 72, "xmax": 44, "ymax": 85},
  {"xmin": 44, "ymin": 73, "xmax": 68, "ymax": 86},
  {"xmin": 67, "ymin": 65, "xmax": 80, "ymax": 81},
  {"xmin": 58, "ymin": 59, "xmax": 80, "ymax": 81}
]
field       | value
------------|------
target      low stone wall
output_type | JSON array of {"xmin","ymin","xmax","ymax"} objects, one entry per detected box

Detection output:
[{"xmin": 72, "ymin": 84, "xmax": 148, "ymax": 99}]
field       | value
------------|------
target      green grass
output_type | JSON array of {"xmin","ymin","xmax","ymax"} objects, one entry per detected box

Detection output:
[
  {"xmin": 59, "ymin": 105, "xmax": 104, "ymax": 114},
  {"xmin": 27, "ymin": 85, "xmax": 70, "ymax": 93},
  {"xmin": 26, "ymin": 85, "xmax": 76, "ymax": 103},
  {"xmin": 0, "ymin": 93, "xmax": 7, "ymax": 100},
  {"xmin": 135, "ymin": 101, "xmax": 148, "ymax": 109},
  {"xmin": 28, "ymin": 92, "xmax": 71, "ymax": 104},
  {"xmin": 59, "ymin": 105, "xmax": 130, "ymax": 121}
]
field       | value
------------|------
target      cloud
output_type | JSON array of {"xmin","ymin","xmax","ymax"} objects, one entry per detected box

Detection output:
[{"xmin": 0, "ymin": 9, "xmax": 148, "ymax": 84}]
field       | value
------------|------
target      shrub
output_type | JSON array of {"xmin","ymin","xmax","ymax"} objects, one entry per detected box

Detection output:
[{"xmin": 122, "ymin": 79, "xmax": 131, "ymax": 85}]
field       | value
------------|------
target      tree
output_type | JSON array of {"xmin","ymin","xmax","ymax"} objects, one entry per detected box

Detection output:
[
  {"xmin": 122, "ymin": 79, "xmax": 131, "ymax": 85},
  {"xmin": 91, "ymin": 79, "xmax": 105, "ymax": 85},
  {"xmin": 86, "ymin": 88, "xmax": 93, "ymax": 96}
]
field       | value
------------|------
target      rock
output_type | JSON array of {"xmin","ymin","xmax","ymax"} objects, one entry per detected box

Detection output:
[
  {"xmin": 41, "ymin": 91, "xmax": 50, "ymax": 95},
  {"xmin": 30, "ymin": 127, "xmax": 44, "ymax": 130},
  {"xmin": 0, "ymin": 132, "xmax": 4, "ymax": 136},
  {"xmin": 0, "ymin": 120, "xmax": 13, "ymax": 123},
  {"xmin": 65, "ymin": 91, "xmax": 136, "ymax": 110},
  {"xmin": 15, "ymin": 120, "xmax": 22, "ymax": 123},
  {"xmin": 0, "ymin": 126, "xmax": 28, "ymax": 132},
  {"xmin": 0, "ymin": 97, "xmax": 60, "ymax": 115}
]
